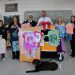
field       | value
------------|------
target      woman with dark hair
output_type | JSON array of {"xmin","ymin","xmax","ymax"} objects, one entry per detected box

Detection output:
[
  {"xmin": 9, "ymin": 15, "xmax": 21, "ymax": 28},
  {"xmin": 70, "ymin": 16, "xmax": 75, "ymax": 57},
  {"xmin": 70, "ymin": 16, "xmax": 75, "ymax": 24},
  {"xmin": 8, "ymin": 16, "xmax": 21, "ymax": 59}
]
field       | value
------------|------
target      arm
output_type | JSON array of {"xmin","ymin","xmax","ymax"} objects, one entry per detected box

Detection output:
[
  {"xmin": 3, "ymin": 39, "xmax": 7, "ymax": 50},
  {"xmin": 3, "ymin": 28, "xmax": 7, "ymax": 41},
  {"xmin": 37, "ymin": 18, "xmax": 41, "ymax": 26},
  {"xmin": 48, "ymin": 31, "xmax": 50, "ymax": 38},
  {"xmin": 49, "ymin": 18, "xmax": 53, "ymax": 25}
]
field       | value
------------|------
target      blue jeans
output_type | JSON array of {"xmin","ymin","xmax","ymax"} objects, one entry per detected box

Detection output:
[
  {"xmin": 12, "ymin": 41, "xmax": 19, "ymax": 52},
  {"xmin": 66, "ymin": 34, "xmax": 72, "ymax": 40}
]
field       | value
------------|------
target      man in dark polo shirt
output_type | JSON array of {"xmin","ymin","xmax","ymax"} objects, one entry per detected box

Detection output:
[{"xmin": 23, "ymin": 14, "xmax": 37, "ymax": 27}]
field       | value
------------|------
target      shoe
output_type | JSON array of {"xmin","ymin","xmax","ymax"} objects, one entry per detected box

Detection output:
[
  {"xmin": 2, "ymin": 58, "xmax": 5, "ymax": 60},
  {"xmin": 12, "ymin": 52, "xmax": 16, "ymax": 59},
  {"xmin": 16, "ymin": 51, "xmax": 20, "ymax": 59},
  {"xmin": 12, "ymin": 57, "xmax": 15, "ymax": 59}
]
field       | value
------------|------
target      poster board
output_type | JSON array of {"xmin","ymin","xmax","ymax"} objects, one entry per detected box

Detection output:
[
  {"xmin": 41, "ymin": 25, "xmax": 56, "ymax": 52},
  {"xmin": 19, "ymin": 26, "xmax": 41, "ymax": 62},
  {"xmin": 19, "ymin": 25, "xmax": 57, "ymax": 62}
]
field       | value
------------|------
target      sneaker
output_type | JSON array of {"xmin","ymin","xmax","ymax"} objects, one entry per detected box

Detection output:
[{"xmin": 3, "ymin": 58, "xmax": 5, "ymax": 60}]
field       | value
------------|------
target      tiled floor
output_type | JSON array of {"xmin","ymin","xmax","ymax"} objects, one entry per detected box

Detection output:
[
  {"xmin": 0, "ymin": 51, "xmax": 75, "ymax": 75},
  {"xmin": 0, "ymin": 40, "xmax": 75, "ymax": 75}
]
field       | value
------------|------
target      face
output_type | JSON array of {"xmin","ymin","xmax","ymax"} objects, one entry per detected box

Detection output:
[
  {"xmin": 13, "ymin": 17, "xmax": 18, "ymax": 26},
  {"xmin": 28, "ymin": 15, "xmax": 33, "ymax": 20},
  {"xmin": 0, "ymin": 21, "xmax": 2, "ymax": 27},
  {"xmin": 57, "ymin": 16, "xmax": 63, "ymax": 25},
  {"xmin": 41, "ymin": 11, "xmax": 46, "ymax": 17},
  {"xmin": 58, "ymin": 16, "xmax": 62, "ymax": 21},
  {"xmin": 71, "ymin": 16, "xmax": 75, "ymax": 22},
  {"xmin": 13, "ymin": 16, "xmax": 17, "ymax": 22}
]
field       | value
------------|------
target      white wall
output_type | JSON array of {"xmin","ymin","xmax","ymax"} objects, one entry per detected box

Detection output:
[{"xmin": 0, "ymin": 0, "xmax": 75, "ymax": 23}]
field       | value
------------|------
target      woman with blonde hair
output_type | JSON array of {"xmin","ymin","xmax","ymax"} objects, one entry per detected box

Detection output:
[{"xmin": 55, "ymin": 16, "xmax": 66, "ymax": 53}]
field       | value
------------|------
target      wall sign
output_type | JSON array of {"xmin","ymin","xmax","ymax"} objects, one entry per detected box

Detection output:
[{"xmin": 5, "ymin": 3, "xmax": 18, "ymax": 12}]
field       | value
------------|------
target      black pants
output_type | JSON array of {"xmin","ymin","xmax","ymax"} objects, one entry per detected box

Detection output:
[
  {"xmin": 12, "ymin": 51, "xmax": 20, "ymax": 59},
  {"xmin": 70, "ymin": 40, "xmax": 73, "ymax": 50},
  {"xmin": 71, "ymin": 34, "xmax": 75, "ymax": 56}
]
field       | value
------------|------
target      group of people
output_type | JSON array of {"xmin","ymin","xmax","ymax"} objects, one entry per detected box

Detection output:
[{"xmin": 0, "ymin": 10, "xmax": 75, "ymax": 60}]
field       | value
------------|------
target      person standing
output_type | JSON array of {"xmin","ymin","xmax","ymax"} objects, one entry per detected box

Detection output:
[
  {"xmin": 37, "ymin": 11, "xmax": 53, "ymax": 42},
  {"xmin": 37, "ymin": 11, "xmax": 53, "ymax": 30},
  {"xmin": 55, "ymin": 16, "xmax": 66, "ymax": 53},
  {"xmin": 23, "ymin": 14, "xmax": 37, "ymax": 27},
  {"xmin": 70, "ymin": 16, "xmax": 75, "ymax": 57},
  {"xmin": 0, "ymin": 20, "xmax": 7, "ymax": 60},
  {"xmin": 8, "ymin": 16, "xmax": 21, "ymax": 59}
]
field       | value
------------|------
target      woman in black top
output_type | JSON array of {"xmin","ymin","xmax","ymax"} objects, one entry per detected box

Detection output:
[
  {"xmin": 70, "ymin": 16, "xmax": 75, "ymax": 57},
  {"xmin": 0, "ymin": 20, "xmax": 7, "ymax": 40},
  {"xmin": 8, "ymin": 15, "xmax": 21, "ymax": 59}
]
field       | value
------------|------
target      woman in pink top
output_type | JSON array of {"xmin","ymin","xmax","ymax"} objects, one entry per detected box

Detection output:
[{"xmin": 65, "ymin": 23, "xmax": 74, "ymax": 35}]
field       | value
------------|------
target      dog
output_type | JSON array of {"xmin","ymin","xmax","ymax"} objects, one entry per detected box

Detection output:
[{"xmin": 26, "ymin": 59, "xmax": 58, "ymax": 73}]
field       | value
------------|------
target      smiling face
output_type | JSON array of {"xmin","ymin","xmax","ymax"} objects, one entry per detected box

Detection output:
[
  {"xmin": 13, "ymin": 16, "xmax": 17, "ymax": 22},
  {"xmin": 28, "ymin": 15, "xmax": 33, "ymax": 20},
  {"xmin": 71, "ymin": 16, "xmax": 75, "ymax": 22},
  {"xmin": 57, "ymin": 16, "xmax": 63, "ymax": 25},
  {"xmin": 13, "ymin": 16, "xmax": 18, "ymax": 26},
  {"xmin": 41, "ymin": 11, "xmax": 46, "ymax": 17}
]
